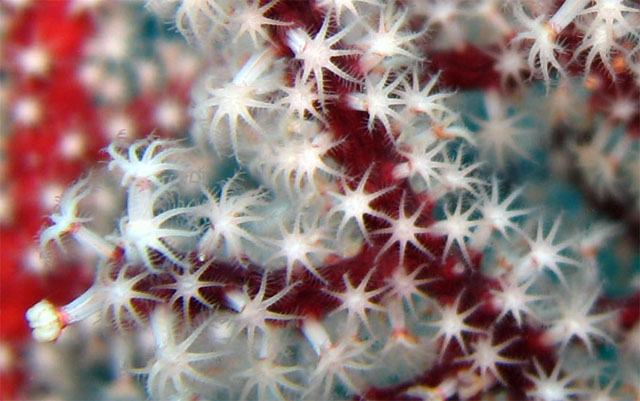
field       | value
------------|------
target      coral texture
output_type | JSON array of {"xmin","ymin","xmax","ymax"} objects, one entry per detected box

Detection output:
[{"xmin": 2, "ymin": 0, "xmax": 639, "ymax": 400}]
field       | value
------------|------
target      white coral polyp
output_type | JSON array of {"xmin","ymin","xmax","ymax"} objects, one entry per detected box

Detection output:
[{"xmin": 26, "ymin": 300, "xmax": 63, "ymax": 343}]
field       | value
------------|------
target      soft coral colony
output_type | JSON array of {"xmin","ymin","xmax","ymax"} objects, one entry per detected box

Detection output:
[
  {"xmin": 0, "ymin": 0, "xmax": 199, "ymax": 398},
  {"xmin": 19, "ymin": 0, "xmax": 640, "ymax": 400}
]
